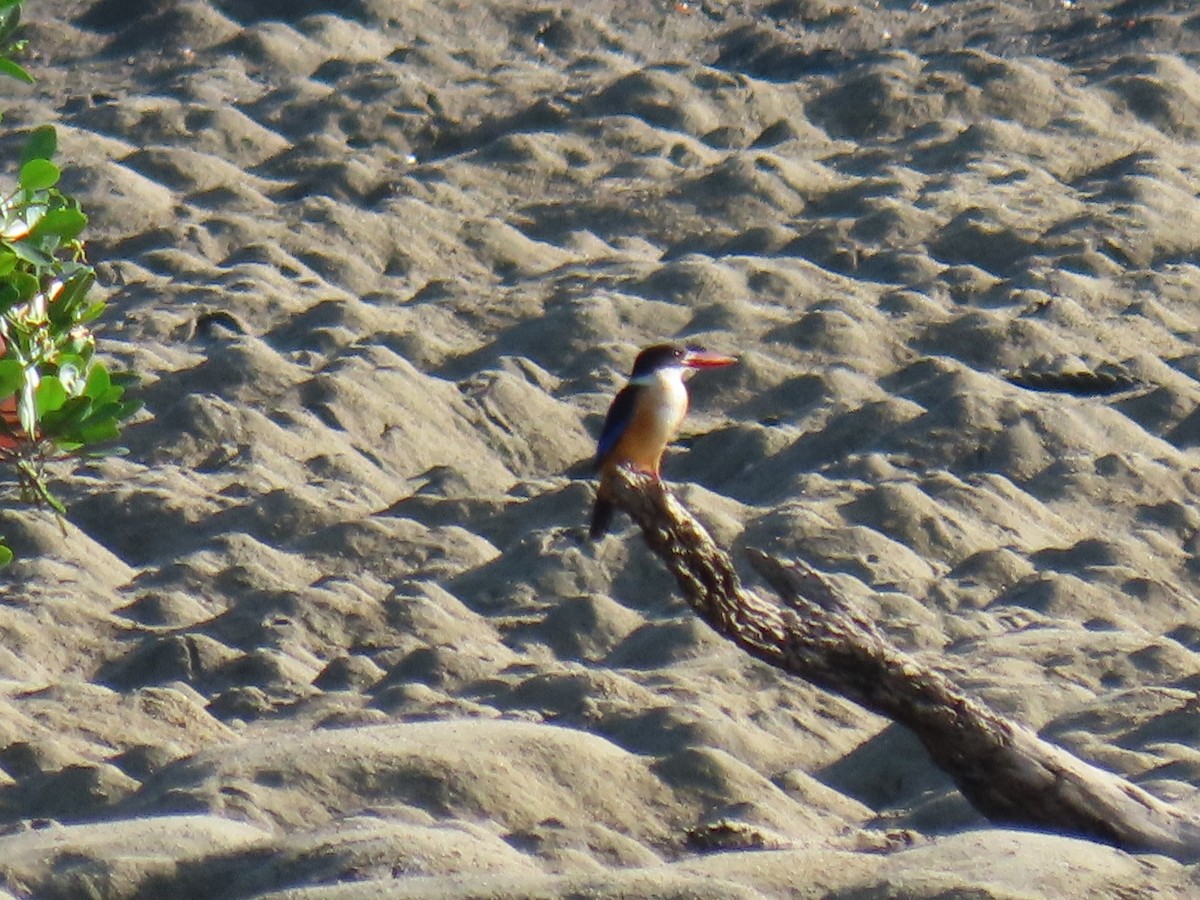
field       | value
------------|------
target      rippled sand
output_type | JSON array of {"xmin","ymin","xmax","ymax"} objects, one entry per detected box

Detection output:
[{"xmin": 2, "ymin": 2, "xmax": 1200, "ymax": 897}]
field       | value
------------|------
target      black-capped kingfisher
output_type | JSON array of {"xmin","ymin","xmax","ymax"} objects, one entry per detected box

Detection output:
[{"xmin": 589, "ymin": 343, "xmax": 737, "ymax": 539}]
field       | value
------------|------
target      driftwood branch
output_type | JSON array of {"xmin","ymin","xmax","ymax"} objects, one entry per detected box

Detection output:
[{"xmin": 607, "ymin": 468, "xmax": 1200, "ymax": 862}]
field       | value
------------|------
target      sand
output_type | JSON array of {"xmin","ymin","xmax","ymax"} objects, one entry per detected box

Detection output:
[{"xmin": 1, "ymin": 0, "xmax": 1200, "ymax": 897}]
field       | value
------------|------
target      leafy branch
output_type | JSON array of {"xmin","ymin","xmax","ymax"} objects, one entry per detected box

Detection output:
[{"xmin": 0, "ymin": 1, "xmax": 139, "ymax": 566}]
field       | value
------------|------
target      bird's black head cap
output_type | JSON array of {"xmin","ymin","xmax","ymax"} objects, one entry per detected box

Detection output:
[{"xmin": 629, "ymin": 344, "xmax": 690, "ymax": 378}]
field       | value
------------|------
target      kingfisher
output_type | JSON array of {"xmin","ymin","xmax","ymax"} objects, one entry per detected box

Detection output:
[{"xmin": 589, "ymin": 343, "xmax": 737, "ymax": 539}]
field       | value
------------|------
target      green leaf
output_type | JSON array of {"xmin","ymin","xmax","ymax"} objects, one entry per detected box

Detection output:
[
  {"xmin": 56, "ymin": 394, "xmax": 138, "ymax": 447},
  {"xmin": 85, "ymin": 398, "xmax": 140, "ymax": 426},
  {"xmin": 0, "ymin": 57, "xmax": 31, "ymax": 84},
  {"xmin": 30, "ymin": 206, "xmax": 85, "ymax": 241},
  {"xmin": 115, "ymin": 399, "xmax": 142, "ymax": 420},
  {"xmin": 0, "ymin": 358, "xmax": 22, "ymax": 396},
  {"xmin": 9, "ymin": 269, "xmax": 38, "ymax": 302},
  {"xmin": 61, "ymin": 268, "xmax": 96, "ymax": 304},
  {"xmin": 83, "ymin": 380, "xmax": 126, "ymax": 407},
  {"xmin": 80, "ymin": 444, "xmax": 127, "ymax": 459},
  {"xmin": 20, "ymin": 125, "xmax": 56, "ymax": 164},
  {"xmin": 0, "ymin": 5, "xmax": 20, "ymax": 47},
  {"xmin": 83, "ymin": 361, "xmax": 111, "ymax": 400},
  {"xmin": 35, "ymin": 374, "xmax": 66, "ymax": 416},
  {"xmin": 39, "ymin": 394, "xmax": 90, "ymax": 435},
  {"xmin": 0, "ymin": 543, "xmax": 12, "ymax": 568},
  {"xmin": 0, "ymin": 246, "xmax": 15, "ymax": 276},
  {"xmin": 96, "ymin": 386, "xmax": 125, "ymax": 406},
  {"xmin": 49, "ymin": 270, "xmax": 95, "ymax": 328},
  {"xmin": 78, "ymin": 418, "xmax": 120, "ymax": 444},
  {"xmin": 78, "ymin": 300, "xmax": 107, "ymax": 324},
  {"xmin": 0, "ymin": 6, "xmax": 23, "ymax": 49},
  {"xmin": 19, "ymin": 158, "xmax": 59, "ymax": 191},
  {"xmin": 8, "ymin": 240, "xmax": 52, "ymax": 268}
]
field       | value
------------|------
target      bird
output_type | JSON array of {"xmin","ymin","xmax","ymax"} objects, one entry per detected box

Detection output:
[{"xmin": 589, "ymin": 343, "xmax": 737, "ymax": 539}]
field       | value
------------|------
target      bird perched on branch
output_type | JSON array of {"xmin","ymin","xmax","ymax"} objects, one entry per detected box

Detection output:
[{"xmin": 589, "ymin": 343, "xmax": 737, "ymax": 539}]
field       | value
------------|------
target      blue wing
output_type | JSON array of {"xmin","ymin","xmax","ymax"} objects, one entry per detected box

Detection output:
[{"xmin": 594, "ymin": 385, "xmax": 636, "ymax": 470}]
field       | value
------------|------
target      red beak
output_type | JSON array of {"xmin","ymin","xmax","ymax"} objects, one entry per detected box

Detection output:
[{"xmin": 682, "ymin": 349, "xmax": 738, "ymax": 369}]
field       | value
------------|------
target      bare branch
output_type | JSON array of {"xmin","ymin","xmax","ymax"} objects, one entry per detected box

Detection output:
[{"xmin": 605, "ymin": 467, "xmax": 1200, "ymax": 861}]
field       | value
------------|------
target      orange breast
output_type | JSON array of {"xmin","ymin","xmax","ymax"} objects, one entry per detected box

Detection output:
[{"xmin": 603, "ymin": 390, "xmax": 688, "ymax": 477}]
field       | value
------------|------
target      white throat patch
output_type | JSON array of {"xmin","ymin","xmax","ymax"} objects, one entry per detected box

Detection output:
[{"xmin": 629, "ymin": 364, "xmax": 689, "ymax": 388}]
